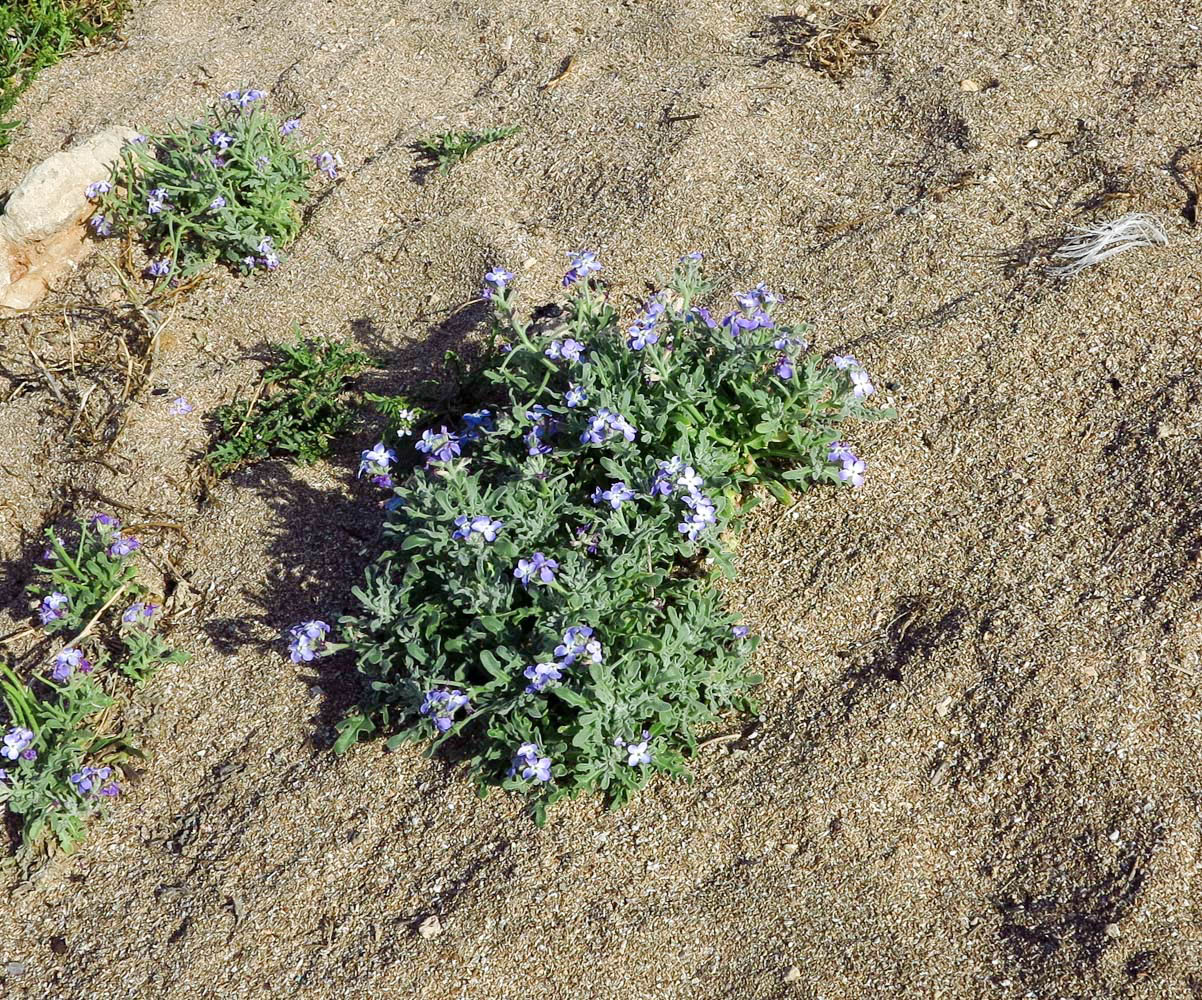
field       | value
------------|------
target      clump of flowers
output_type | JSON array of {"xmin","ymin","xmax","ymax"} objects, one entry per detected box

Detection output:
[
  {"xmin": 322, "ymin": 253, "xmax": 887, "ymax": 823},
  {"xmin": 1, "ymin": 514, "xmax": 188, "ymax": 856},
  {"xmin": 86, "ymin": 88, "xmax": 340, "ymax": 283},
  {"xmin": 287, "ymin": 621, "xmax": 332, "ymax": 663}
]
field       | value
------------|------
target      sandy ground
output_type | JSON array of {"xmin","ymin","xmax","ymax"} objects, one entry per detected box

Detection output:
[{"xmin": 1, "ymin": 0, "xmax": 1201, "ymax": 997}]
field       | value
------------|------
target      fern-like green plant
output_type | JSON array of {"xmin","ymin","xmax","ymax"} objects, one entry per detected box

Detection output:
[
  {"xmin": 414, "ymin": 125, "xmax": 520, "ymax": 173},
  {"xmin": 206, "ymin": 332, "xmax": 373, "ymax": 477}
]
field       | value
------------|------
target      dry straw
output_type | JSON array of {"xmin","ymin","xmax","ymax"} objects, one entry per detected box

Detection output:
[{"xmin": 1047, "ymin": 213, "xmax": 1169, "ymax": 277}]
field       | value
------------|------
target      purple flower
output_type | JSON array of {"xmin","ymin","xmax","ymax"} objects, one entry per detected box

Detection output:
[
  {"xmin": 514, "ymin": 552, "xmax": 558, "ymax": 587},
  {"xmin": 627, "ymin": 298, "xmax": 666, "ymax": 350},
  {"xmin": 626, "ymin": 739, "xmax": 652, "ymax": 767},
  {"xmin": 831, "ymin": 353, "xmax": 858, "ymax": 370},
  {"xmin": 255, "ymin": 155, "xmax": 271, "ymax": 171},
  {"xmin": 1, "ymin": 727, "xmax": 34, "ymax": 761},
  {"xmin": 415, "ymin": 426, "xmax": 462, "ymax": 463},
  {"xmin": 827, "ymin": 441, "xmax": 856, "ymax": 464},
  {"xmin": 243, "ymin": 256, "xmax": 257, "ymax": 270},
  {"xmin": 280, "ymin": 118, "xmax": 302, "ymax": 136},
  {"xmin": 108, "ymin": 535, "xmax": 141, "ymax": 557},
  {"xmin": 452, "ymin": 515, "xmax": 503, "ymax": 542},
  {"xmin": 677, "ymin": 491, "xmax": 717, "ymax": 541},
  {"xmin": 523, "ymin": 660, "xmax": 563, "ymax": 694},
  {"xmin": 732, "ymin": 625, "xmax": 750, "ymax": 639},
  {"xmin": 38, "ymin": 592, "xmax": 68, "ymax": 625},
  {"xmin": 315, "ymin": 150, "xmax": 341, "ymax": 179},
  {"xmin": 89, "ymin": 214, "xmax": 112, "ymax": 237},
  {"xmin": 482, "ymin": 266, "xmax": 515, "ymax": 300},
  {"xmin": 651, "ymin": 456, "xmax": 685, "ymax": 497},
  {"xmin": 51, "ymin": 647, "xmax": 91, "ymax": 682},
  {"xmin": 225, "ymin": 88, "xmax": 266, "ymax": 108},
  {"xmin": 100, "ymin": 782, "xmax": 121, "ymax": 797},
  {"xmin": 850, "ymin": 367, "xmax": 875, "ymax": 398},
  {"xmin": 146, "ymin": 188, "xmax": 168, "ymax": 214},
  {"xmin": 510, "ymin": 743, "xmax": 553, "ymax": 783},
  {"xmin": 838, "ymin": 457, "xmax": 867, "ymax": 489},
  {"xmin": 212, "ymin": 155, "xmax": 227, "ymax": 168},
  {"xmin": 69, "ymin": 765, "xmax": 113, "ymax": 796},
  {"xmin": 90, "ymin": 513, "xmax": 120, "ymax": 532},
  {"xmin": 287, "ymin": 620, "xmax": 330, "ymax": 663},
  {"xmin": 562, "ymin": 250, "xmax": 602, "ymax": 286},
  {"xmin": 677, "ymin": 466, "xmax": 703, "ymax": 493},
  {"xmin": 689, "ymin": 306, "xmax": 717, "ymax": 329},
  {"xmin": 85, "ymin": 181, "xmax": 111, "ymax": 199},
  {"xmin": 554, "ymin": 626, "xmax": 603, "ymax": 665},
  {"xmin": 775, "ymin": 356, "xmax": 794, "ymax": 380},
  {"xmin": 257, "ymin": 236, "xmax": 273, "ymax": 254},
  {"xmin": 680, "ymin": 250, "xmax": 703, "ymax": 263},
  {"xmin": 358, "ymin": 441, "xmax": 397, "ymax": 483},
  {"xmin": 564, "ymin": 384, "xmax": 588, "ymax": 408},
  {"xmin": 169, "ymin": 396, "xmax": 193, "ymax": 415},
  {"xmin": 419, "ymin": 688, "xmax": 471, "ymax": 733},
  {"xmin": 591, "ymin": 481, "xmax": 636, "ymax": 510},
  {"xmin": 461, "ymin": 409, "xmax": 494, "ymax": 441},
  {"xmin": 145, "ymin": 259, "xmax": 171, "ymax": 279},
  {"xmin": 721, "ymin": 309, "xmax": 774, "ymax": 336},
  {"xmin": 121, "ymin": 602, "xmax": 158, "ymax": 625},
  {"xmin": 208, "ymin": 196, "xmax": 227, "ymax": 212},
  {"xmin": 579, "ymin": 408, "xmax": 637, "ymax": 445},
  {"xmin": 209, "ymin": 130, "xmax": 233, "ymax": 150},
  {"xmin": 545, "ymin": 338, "xmax": 586, "ymax": 363}
]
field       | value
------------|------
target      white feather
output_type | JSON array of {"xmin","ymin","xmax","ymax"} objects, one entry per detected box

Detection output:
[{"xmin": 1047, "ymin": 212, "xmax": 1168, "ymax": 277}]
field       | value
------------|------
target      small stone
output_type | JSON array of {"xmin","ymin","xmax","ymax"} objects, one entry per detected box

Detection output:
[
  {"xmin": 417, "ymin": 915, "xmax": 443, "ymax": 939},
  {"xmin": 784, "ymin": 965, "xmax": 802, "ymax": 982},
  {"xmin": 1105, "ymin": 922, "xmax": 1120, "ymax": 939},
  {"xmin": 959, "ymin": 79, "xmax": 980, "ymax": 92},
  {"xmin": 1025, "ymin": 138, "xmax": 1040, "ymax": 149},
  {"xmin": 5, "ymin": 962, "xmax": 26, "ymax": 977},
  {"xmin": 935, "ymin": 695, "xmax": 954, "ymax": 718}
]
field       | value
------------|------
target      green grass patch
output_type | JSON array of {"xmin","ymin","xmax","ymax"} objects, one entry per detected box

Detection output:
[{"xmin": 1, "ymin": 0, "xmax": 130, "ymax": 149}]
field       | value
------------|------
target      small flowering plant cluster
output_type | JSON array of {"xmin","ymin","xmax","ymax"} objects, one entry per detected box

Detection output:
[
  {"xmin": 87, "ymin": 88, "xmax": 340, "ymax": 283},
  {"xmin": 328, "ymin": 254, "xmax": 887, "ymax": 822},
  {"xmin": 0, "ymin": 514, "xmax": 187, "ymax": 855}
]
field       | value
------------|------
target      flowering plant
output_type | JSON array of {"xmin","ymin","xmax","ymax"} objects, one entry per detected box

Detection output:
[
  {"xmin": 0, "ymin": 514, "xmax": 187, "ymax": 856},
  {"xmin": 87, "ymin": 88, "xmax": 339, "ymax": 283},
  {"xmin": 330, "ymin": 254, "xmax": 887, "ymax": 822}
]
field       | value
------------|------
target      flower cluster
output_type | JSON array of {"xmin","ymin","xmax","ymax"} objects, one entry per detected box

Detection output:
[
  {"xmin": 359, "ymin": 442, "xmax": 397, "ymax": 488},
  {"xmin": 627, "ymin": 297, "xmax": 666, "ymax": 350},
  {"xmin": 38, "ymin": 591, "xmax": 68, "ymax": 625},
  {"xmin": 69, "ymin": 765, "xmax": 119, "ymax": 798},
  {"xmin": 416, "ymin": 427, "xmax": 462, "ymax": 464},
  {"xmin": 482, "ymin": 266, "xmax": 515, "ymax": 301},
  {"xmin": 87, "ymin": 513, "xmax": 140, "ymax": 558},
  {"xmin": 121, "ymin": 602, "xmax": 158, "ymax": 625},
  {"xmin": 525, "ymin": 404, "xmax": 557, "ymax": 456},
  {"xmin": 51, "ymin": 647, "xmax": 92, "ymax": 682},
  {"xmin": 419, "ymin": 688, "xmax": 471, "ymax": 733},
  {"xmin": 546, "ymin": 338, "xmax": 586, "ymax": 364},
  {"xmin": 828, "ymin": 441, "xmax": 867, "ymax": 489},
  {"xmin": 721, "ymin": 283, "xmax": 780, "ymax": 336},
  {"xmin": 287, "ymin": 620, "xmax": 331, "ymax": 663},
  {"xmin": 514, "ymin": 552, "xmax": 558, "ymax": 588},
  {"xmin": 832, "ymin": 353, "xmax": 875, "ymax": 398},
  {"xmin": 2, "ymin": 727, "xmax": 36, "ymax": 762},
  {"xmin": 614, "ymin": 730, "xmax": 653, "ymax": 767},
  {"xmin": 591, "ymin": 481, "xmax": 636, "ymax": 510},
  {"xmin": 562, "ymin": 250, "xmax": 602, "ymax": 287},
  {"xmin": 580, "ymin": 408, "xmax": 637, "ymax": 445},
  {"xmin": 453, "ymin": 515, "xmax": 503, "ymax": 542},
  {"xmin": 510, "ymin": 743, "xmax": 552, "ymax": 783}
]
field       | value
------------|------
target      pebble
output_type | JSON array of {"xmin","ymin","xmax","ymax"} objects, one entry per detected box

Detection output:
[
  {"xmin": 417, "ymin": 915, "xmax": 443, "ymax": 939},
  {"xmin": 5, "ymin": 962, "xmax": 26, "ymax": 977},
  {"xmin": 785, "ymin": 965, "xmax": 802, "ymax": 982},
  {"xmin": 959, "ymin": 79, "xmax": 980, "ymax": 92}
]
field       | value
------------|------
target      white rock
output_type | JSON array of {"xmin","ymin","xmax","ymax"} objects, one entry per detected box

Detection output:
[{"xmin": 0, "ymin": 126, "xmax": 137, "ymax": 314}]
